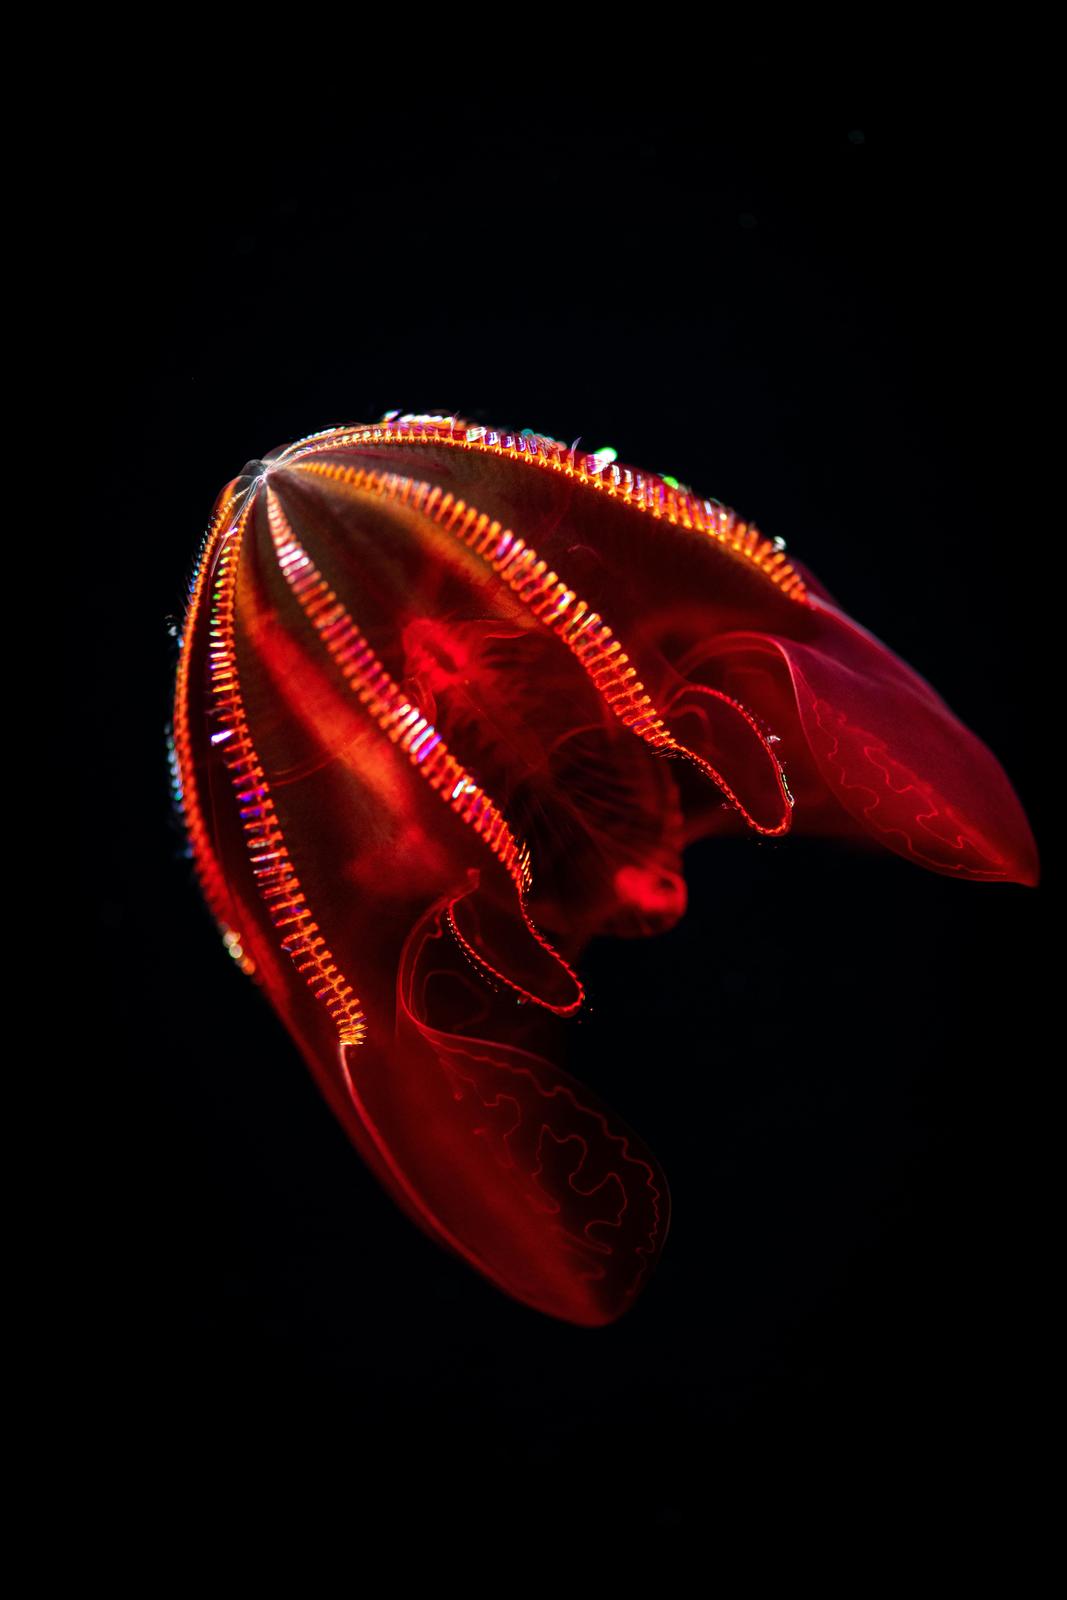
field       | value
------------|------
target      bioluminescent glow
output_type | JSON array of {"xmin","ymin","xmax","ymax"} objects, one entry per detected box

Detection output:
[{"xmin": 172, "ymin": 412, "xmax": 1038, "ymax": 1326}]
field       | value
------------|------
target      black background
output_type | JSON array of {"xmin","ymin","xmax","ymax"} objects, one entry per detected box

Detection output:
[{"xmin": 70, "ymin": 51, "xmax": 1050, "ymax": 1545}]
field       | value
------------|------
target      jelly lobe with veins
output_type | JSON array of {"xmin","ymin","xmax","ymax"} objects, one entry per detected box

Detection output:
[{"xmin": 174, "ymin": 418, "xmax": 1038, "ymax": 1328}]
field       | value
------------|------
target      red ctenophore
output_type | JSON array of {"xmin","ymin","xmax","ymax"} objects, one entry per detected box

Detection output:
[{"xmin": 171, "ymin": 413, "xmax": 1038, "ymax": 1327}]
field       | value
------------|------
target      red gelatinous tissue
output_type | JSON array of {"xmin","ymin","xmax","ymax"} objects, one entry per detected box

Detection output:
[{"xmin": 172, "ymin": 413, "xmax": 1038, "ymax": 1327}]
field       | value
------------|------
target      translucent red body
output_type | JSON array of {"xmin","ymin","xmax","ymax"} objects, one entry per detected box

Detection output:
[{"xmin": 172, "ymin": 414, "xmax": 1038, "ymax": 1327}]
